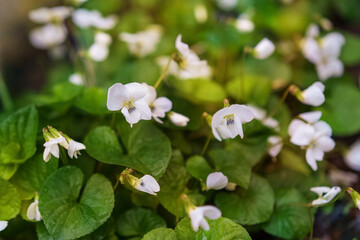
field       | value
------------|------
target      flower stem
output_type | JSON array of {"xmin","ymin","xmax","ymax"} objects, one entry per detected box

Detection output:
[
  {"xmin": 111, "ymin": 112, "xmax": 117, "ymax": 130},
  {"xmin": 60, "ymin": 147, "xmax": 70, "ymax": 166},
  {"xmin": 268, "ymin": 85, "xmax": 291, "ymax": 119},
  {"xmin": 201, "ymin": 134, "xmax": 212, "ymax": 156},
  {"xmin": 307, "ymin": 207, "xmax": 314, "ymax": 240},
  {"xmin": 154, "ymin": 53, "xmax": 175, "ymax": 89},
  {"xmin": 0, "ymin": 71, "xmax": 14, "ymax": 111}
]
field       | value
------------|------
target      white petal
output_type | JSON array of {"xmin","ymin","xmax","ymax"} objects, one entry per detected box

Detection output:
[
  {"xmin": 299, "ymin": 111, "xmax": 322, "ymax": 123},
  {"xmin": 290, "ymin": 124, "xmax": 315, "ymax": 146},
  {"xmin": 322, "ymin": 33, "xmax": 345, "ymax": 59},
  {"xmin": 322, "ymin": 186, "xmax": 341, "ymax": 202},
  {"xmin": 345, "ymin": 140, "xmax": 360, "ymax": 171},
  {"xmin": 95, "ymin": 32, "xmax": 112, "ymax": 45},
  {"xmin": 27, "ymin": 201, "xmax": 39, "ymax": 221},
  {"xmin": 268, "ymin": 136, "xmax": 283, "ymax": 157},
  {"xmin": 88, "ymin": 43, "xmax": 109, "ymax": 62},
  {"xmin": 121, "ymin": 107, "xmax": 141, "ymax": 127},
  {"xmin": 169, "ymin": 112, "xmax": 189, "ymax": 127},
  {"xmin": 310, "ymin": 186, "xmax": 331, "ymax": 196},
  {"xmin": 254, "ymin": 38, "xmax": 275, "ymax": 59},
  {"xmin": 152, "ymin": 97, "xmax": 172, "ymax": 118},
  {"xmin": 313, "ymin": 121, "xmax": 332, "ymax": 136},
  {"xmin": 175, "ymin": 34, "xmax": 190, "ymax": 57},
  {"xmin": 231, "ymin": 104, "xmax": 255, "ymax": 123},
  {"xmin": 206, "ymin": 172, "xmax": 228, "ymax": 190},
  {"xmin": 288, "ymin": 119, "xmax": 307, "ymax": 136},
  {"xmin": 125, "ymin": 82, "xmax": 148, "ymax": 101},
  {"xmin": 0, "ymin": 221, "xmax": 8, "ymax": 231},
  {"xmin": 134, "ymin": 99, "xmax": 152, "ymax": 120},
  {"xmin": 142, "ymin": 83, "xmax": 157, "ymax": 104},
  {"xmin": 301, "ymin": 82, "xmax": 325, "ymax": 106},
  {"xmin": 302, "ymin": 37, "xmax": 321, "ymax": 64},
  {"xmin": 201, "ymin": 206, "xmax": 222, "ymax": 219},
  {"xmin": 68, "ymin": 140, "xmax": 86, "ymax": 159},
  {"xmin": 306, "ymin": 24, "xmax": 320, "ymax": 38},
  {"xmin": 247, "ymin": 105, "xmax": 266, "ymax": 120},
  {"xmin": 306, "ymin": 147, "xmax": 319, "ymax": 171},
  {"xmin": 107, "ymin": 83, "xmax": 129, "ymax": 111},
  {"xmin": 315, "ymin": 136, "xmax": 335, "ymax": 152},
  {"xmin": 141, "ymin": 175, "xmax": 160, "ymax": 192}
]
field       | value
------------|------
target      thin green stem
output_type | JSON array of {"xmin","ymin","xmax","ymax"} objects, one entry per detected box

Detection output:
[
  {"xmin": 111, "ymin": 112, "xmax": 117, "ymax": 130},
  {"xmin": 0, "ymin": 72, "xmax": 14, "ymax": 111},
  {"xmin": 239, "ymin": 48, "xmax": 247, "ymax": 103},
  {"xmin": 201, "ymin": 134, "xmax": 212, "ymax": 156},
  {"xmin": 154, "ymin": 53, "xmax": 175, "ymax": 89},
  {"xmin": 60, "ymin": 147, "xmax": 70, "ymax": 166},
  {"xmin": 308, "ymin": 207, "xmax": 314, "ymax": 240},
  {"xmin": 268, "ymin": 85, "xmax": 291, "ymax": 119}
]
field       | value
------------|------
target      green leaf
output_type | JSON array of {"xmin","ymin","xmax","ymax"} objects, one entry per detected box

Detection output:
[
  {"xmin": 118, "ymin": 121, "xmax": 172, "ymax": 178},
  {"xmin": 39, "ymin": 166, "xmax": 114, "ymax": 240},
  {"xmin": 36, "ymin": 222, "xmax": 55, "ymax": 240},
  {"xmin": 215, "ymin": 174, "xmax": 275, "ymax": 225},
  {"xmin": 116, "ymin": 208, "xmax": 166, "ymax": 238},
  {"xmin": 279, "ymin": 148, "xmax": 311, "ymax": 175},
  {"xmin": 142, "ymin": 228, "xmax": 178, "ymax": 240},
  {"xmin": 341, "ymin": 32, "xmax": 360, "ymax": 66},
  {"xmin": 175, "ymin": 217, "xmax": 251, "ymax": 240},
  {"xmin": 226, "ymin": 75, "xmax": 272, "ymax": 106},
  {"xmin": 172, "ymin": 79, "xmax": 226, "ymax": 103},
  {"xmin": 262, "ymin": 188, "xmax": 312, "ymax": 240},
  {"xmin": 157, "ymin": 150, "xmax": 204, "ymax": 218},
  {"xmin": 0, "ymin": 105, "xmax": 38, "ymax": 165},
  {"xmin": 11, "ymin": 154, "xmax": 58, "ymax": 200},
  {"xmin": 185, "ymin": 155, "xmax": 213, "ymax": 181},
  {"xmin": 209, "ymin": 148, "xmax": 252, "ymax": 189},
  {"xmin": 0, "ymin": 163, "xmax": 18, "ymax": 180},
  {"xmin": 75, "ymin": 87, "xmax": 109, "ymax": 115},
  {"xmin": 0, "ymin": 178, "xmax": 21, "ymax": 220},
  {"xmin": 84, "ymin": 126, "xmax": 124, "ymax": 165},
  {"xmin": 318, "ymin": 82, "xmax": 360, "ymax": 136},
  {"xmin": 34, "ymin": 82, "xmax": 83, "ymax": 106}
]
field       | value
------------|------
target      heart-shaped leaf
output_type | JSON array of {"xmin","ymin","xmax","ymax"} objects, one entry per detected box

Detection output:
[
  {"xmin": 0, "ymin": 178, "xmax": 21, "ymax": 220},
  {"xmin": 39, "ymin": 166, "xmax": 114, "ymax": 240}
]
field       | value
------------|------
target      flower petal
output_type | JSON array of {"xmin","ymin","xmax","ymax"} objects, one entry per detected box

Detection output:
[{"xmin": 107, "ymin": 83, "xmax": 129, "ymax": 111}]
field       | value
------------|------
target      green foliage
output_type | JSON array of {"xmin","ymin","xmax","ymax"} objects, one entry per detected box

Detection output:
[
  {"xmin": 185, "ymin": 155, "xmax": 213, "ymax": 181},
  {"xmin": 262, "ymin": 188, "xmax": 312, "ymax": 240},
  {"xmin": 0, "ymin": 178, "xmax": 21, "ymax": 220},
  {"xmin": 215, "ymin": 174, "xmax": 275, "ymax": 225},
  {"xmin": 142, "ymin": 228, "xmax": 178, "ymax": 240},
  {"xmin": 11, "ymin": 154, "xmax": 58, "ymax": 200},
  {"xmin": 116, "ymin": 208, "xmax": 166, "ymax": 238},
  {"xmin": 75, "ymin": 87, "xmax": 109, "ymax": 114},
  {"xmin": 175, "ymin": 217, "xmax": 252, "ymax": 240},
  {"xmin": 39, "ymin": 166, "xmax": 114, "ymax": 240},
  {"xmin": 341, "ymin": 32, "xmax": 360, "ymax": 66}
]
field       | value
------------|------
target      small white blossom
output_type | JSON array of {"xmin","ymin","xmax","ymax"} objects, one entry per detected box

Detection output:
[
  {"xmin": 68, "ymin": 140, "xmax": 86, "ymax": 159},
  {"xmin": 298, "ymin": 82, "xmax": 325, "ymax": 106},
  {"xmin": 189, "ymin": 206, "xmax": 222, "ymax": 231},
  {"xmin": 206, "ymin": 172, "xmax": 228, "ymax": 190},
  {"xmin": 143, "ymin": 83, "xmax": 172, "ymax": 123},
  {"xmin": 107, "ymin": 83, "xmax": 152, "ymax": 127},
  {"xmin": 212, "ymin": 104, "xmax": 254, "ymax": 141},
  {"xmin": 268, "ymin": 136, "xmax": 283, "ymax": 158},
  {"xmin": 29, "ymin": 6, "xmax": 72, "ymax": 24},
  {"xmin": 120, "ymin": 26, "xmax": 162, "ymax": 57},
  {"xmin": 43, "ymin": 136, "xmax": 68, "ymax": 162},
  {"xmin": 302, "ymin": 24, "xmax": 345, "ymax": 81},
  {"xmin": 235, "ymin": 14, "xmax": 254, "ymax": 33},
  {"xmin": 247, "ymin": 105, "xmax": 279, "ymax": 130},
  {"xmin": 88, "ymin": 32, "xmax": 112, "ymax": 62},
  {"xmin": 0, "ymin": 221, "xmax": 8, "ymax": 232},
  {"xmin": 216, "ymin": 0, "xmax": 238, "ymax": 11},
  {"xmin": 29, "ymin": 24, "xmax": 67, "ymax": 49},
  {"xmin": 72, "ymin": 9, "xmax": 117, "ymax": 30},
  {"xmin": 253, "ymin": 38, "xmax": 275, "ymax": 59},
  {"xmin": 345, "ymin": 140, "xmax": 360, "ymax": 171},
  {"xmin": 288, "ymin": 112, "xmax": 335, "ymax": 171},
  {"xmin": 310, "ymin": 186, "xmax": 341, "ymax": 206},
  {"xmin": 69, "ymin": 73, "xmax": 84, "ymax": 85},
  {"xmin": 134, "ymin": 175, "xmax": 160, "ymax": 195},
  {"xmin": 27, "ymin": 199, "xmax": 42, "ymax": 221},
  {"xmin": 168, "ymin": 112, "xmax": 190, "ymax": 127}
]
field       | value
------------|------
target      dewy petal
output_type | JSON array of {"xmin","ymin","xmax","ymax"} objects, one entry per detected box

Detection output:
[
  {"xmin": 0, "ymin": 221, "xmax": 8, "ymax": 231},
  {"xmin": 206, "ymin": 172, "xmax": 228, "ymax": 190},
  {"xmin": 107, "ymin": 83, "xmax": 129, "ymax": 111},
  {"xmin": 345, "ymin": 140, "xmax": 360, "ymax": 171},
  {"xmin": 125, "ymin": 82, "xmax": 147, "ymax": 100},
  {"xmin": 254, "ymin": 38, "xmax": 275, "ymax": 59},
  {"xmin": 299, "ymin": 111, "xmax": 322, "ymax": 124}
]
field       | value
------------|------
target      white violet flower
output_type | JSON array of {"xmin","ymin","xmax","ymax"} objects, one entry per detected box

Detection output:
[
  {"xmin": 189, "ymin": 206, "xmax": 222, "ymax": 231},
  {"xmin": 291, "ymin": 82, "xmax": 325, "ymax": 107},
  {"xmin": 29, "ymin": 6, "xmax": 72, "ymax": 24},
  {"xmin": 212, "ymin": 104, "xmax": 254, "ymax": 141},
  {"xmin": 29, "ymin": 24, "xmax": 67, "ymax": 49},
  {"xmin": 235, "ymin": 14, "xmax": 254, "ymax": 33},
  {"xmin": 43, "ymin": 135, "xmax": 68, "ymax": 162},
  {"xmin": 88, "ymin": 32, "xmax": 112, "ymax": 62},
  {"xmin": 252, "ymin": 38, "xmax": 275, "ymax": 59},
  {"xmin": 143, "ymin": 83, "xmax": 172, "ymax": 123},
  {"xmin": 268, "ymin": 136, "xmax": 283, "ymax": 158},
  {"xmin": 107, "ymin": 82, "xmax": 152, "ymax": 127},
  {"xmin": 0, "ymin": 221, "xmax": 8, "ymax": 232},
  {"xmin": 310, "ymin": 186, "xmax": 341, "ymax": 206},
  {"xmin": 134, "ymin": 175, "xmax": 160, "ymax": 195},
  {"xmin": 206, "ymin": 172, "xmax": 228, "ymax": 190},
  {"xmin": 69, "ymin": 73, "xmax": 84, "ymax": 85},
  {"xmin": 72, "ymin": 9, "xmax": 117, "ymax": 30},
  {"xmin": 68, "ymin": 140, "xmax": 86, "ymax": 159},
  {"xmin": 168, "ymin": 111, "xmax": 190, "ymax": 127},
  {"xmin": 27, "ymin": 199, "xmax": 42, "ymax": 221},
  {"xmin": 345, "ymin": 140, "xmax": 360, "ymax": 171}
]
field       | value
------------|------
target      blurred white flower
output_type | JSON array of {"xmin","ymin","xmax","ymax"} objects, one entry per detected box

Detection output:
[
  {"xmin": 69, "ymin": 73, "xmax": 84, "ymax": 85},
  {"xmin": 68, "ymin": 140, "xmax": 86, "ymax": 159},
  {"xmin": 143, "ymin": 83, "xmax": 172, "ymax": 123},
  {"xmin": 72, "ymin": 9, "xmax": 117, "ymax": 30},
  {"xmin": 235, "ymin": 14, "xmax": 254, "ymax": 33},
  {"xmin": 212, "ymin": 104, "xmax": 254, "ymax": 141},
  {"xmin": 95, "ymin": 32, "xmax": 112, "ymax": 45},
  {"xmin": 134, "ymin": 175, "xmax": 160, "ymax": 195},
  {"xmin": 0, "ymin": 221, "xmax": 8, "ymax": 232},
  {"xmin": 328, "ymin": 169, "xmax": 358, "ymax": 186},
  {"xmin": 168, "ymin": 111, "xmax": 190, "ymax": 127},
  {"xmin": 268, "ymin": 136, "xmax": 283, "ymax": 158},
  {"xmin": 300, "ymin": 82, "xmax": 325, "ymax": 106},
  {"xmin": 302, "ymin": 24, "xmax": 345, "ymax": 81},
  {"xmin": 310, "ymin": 186, "xmax": 341, "ymax": 206},
  {"xmin": 29, "ymin": 6, "xmax": 72, "ymax": 24},
  {"xmin": 88, "ymin": 32, "xmax": 112, "ymax": 62},
  {"xmin": 247, "ymin": 105, "xmax": 279, "ymax": 130},
  {"xmin": 288, "ymin": 112, "xmax": 335, "ymax": 171},
  {"xmin": 120, "ymin": 25, "xmax": 162, "ymax": 57},
  {"xmin": 189, "ymin": 206, "xmax": 221, "ymax": 231},
  {"xmin": 29, "ymin": 24, "xmax": 67, "ymax": 49},
  {"xmin": 194, "ymin": 4, "xmax": 208, "ymax": 23},
  {"xmin": 107, "ymin": 83, "xmax": 151, "ymax": 127},
  {"xmin": 206, "ymin": 172, "xmax": 228, "ymax": 190},
  {"xmin": 27, "ymin": 199, "xmax": 42, "ymax": 221},
  {"xmin": 216, "ymin": 0, "xmax": 238, "ymax": 11},
  {"xmin": 253, "ymin": 38, "xmax": 275, "ymax": 59},
  {"xmin": 345, "ymin": 140, "xmax": 360, "ymax": 171},
  {"xmin": 298, "ymin": 111, "xmax": 322, "ymax": 124}
]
